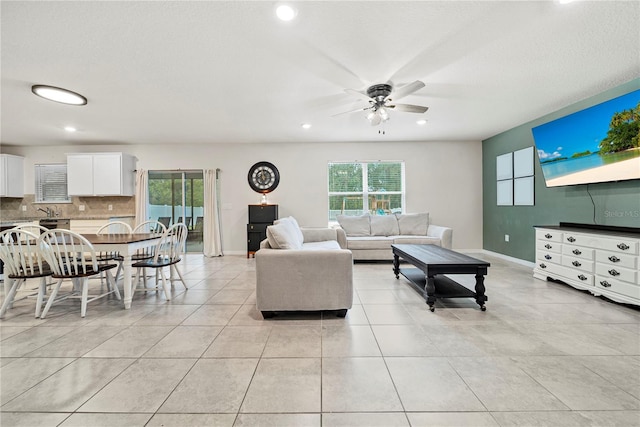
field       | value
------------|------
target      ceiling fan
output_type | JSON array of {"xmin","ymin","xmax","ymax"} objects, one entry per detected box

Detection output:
[{"xmin": 334, "ymin": 80, "xmax": 429, "ymax": 126}]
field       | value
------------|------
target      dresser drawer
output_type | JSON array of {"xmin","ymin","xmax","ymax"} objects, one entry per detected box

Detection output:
[
  {"xmin": 539, "ymin": 240, "xmax": 562, "ymax": 253},
  {"xmin": 562, "ymin": 245, "xmax": 594, "ymax": 260},
  {"xmin": 596, "ymin": 276, "xmax": 640, "ymax": 299},
  {"xmin": 536, "ymin": 251, "xmax": 561, "ymax": 265},
  {"xmin": 536, "ymin": 261, "xmax": 594, "ymax": 286},
  {"xmin": 563, "ymin": 232, "xmax": 638, "ymax": 255},
  {"xmin": 536, "ymin": 229, "xmax": 562, "ymax": 243},
  {"xmin": 595, "ymin": 264, "xmax": 637, "ymax": 284},
  {"xmin": 561, "ymin": 256, "xmax": 594, "ymax": 273},
  {"xmin": 595, "ymin": 251, "xmax": 638, "ymax": 270}
]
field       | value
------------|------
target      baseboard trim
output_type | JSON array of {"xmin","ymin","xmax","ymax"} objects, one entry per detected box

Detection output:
[{"xmin": 481, "ymin": 249, "xmax": 535, "ymax": 268}]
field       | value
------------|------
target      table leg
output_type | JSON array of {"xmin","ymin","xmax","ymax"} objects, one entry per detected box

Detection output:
[
  {"xmin": 393, "ymin": 254, "xmax": 400, "ymax": 278},
  {"xmin": 425, "ymin": 274, "xmax": 436, "ymax": 312},
  {"xmin": 122, "ymin": 257, "xmax": 133, "ymax": 310},
  {"xmin": 475, "ymin": 273, "xmax": 487, "ymax": 311}
]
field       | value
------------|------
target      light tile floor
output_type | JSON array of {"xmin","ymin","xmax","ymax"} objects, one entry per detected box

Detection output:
[{"xmin": 1, "ymin": 253, "xmax": 639, "ymax": 427}]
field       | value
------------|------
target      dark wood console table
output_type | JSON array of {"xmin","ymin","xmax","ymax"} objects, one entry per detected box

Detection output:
[{"xmin": 392, "ymin": 244, "xmax": 489, "ymax": 311}]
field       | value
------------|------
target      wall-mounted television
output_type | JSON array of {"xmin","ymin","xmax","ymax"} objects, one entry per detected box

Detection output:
[{"xmin": 531, "ymin": 89, "xmax": 640, "ymax": 187}]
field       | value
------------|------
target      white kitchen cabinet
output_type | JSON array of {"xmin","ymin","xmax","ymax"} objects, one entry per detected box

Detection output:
[
  {"xmin": 67, "ymin": 153, "xmax": 136, "ymax": 196},
  {"xmin": 0, "ymin": 154, "xmax": 25, "ymax": 197}
]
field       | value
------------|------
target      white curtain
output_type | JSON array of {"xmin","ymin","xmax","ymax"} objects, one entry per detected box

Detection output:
[
  {"xmin": 204, "ymin": 169, "xmax": 223, "ymax": 257},
  {"xmin": 134, "ymin": 168, "xmax": 148, "ymax": 227}
]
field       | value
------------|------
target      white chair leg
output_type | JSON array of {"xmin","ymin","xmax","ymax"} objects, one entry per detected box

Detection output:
[
  {"xmin": 40, "ymin": 279, "xmax": 64, "ymax": 319},
  {"xmin": 0, "ymin": 278, "xmax": 21, "ymax": 318},
  {"xmin": 35, "ymin": 277, "xmax": 47, "ymax": 318},
  {"xmin": 106, "ymin": 270, "xmax": 121, "ymax": 300},
  {"xmin": 160, "ymin": 270, "xmax": 171, "ymax": 300},
  {"xmin": 171, "ymin": 264, "xmax": 188, "ymax": 289},
  {"xmin": 81, "ymin": 278, "xmax": 89, "ymax": 318}
]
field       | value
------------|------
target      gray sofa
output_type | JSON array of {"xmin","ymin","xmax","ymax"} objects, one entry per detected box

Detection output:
[
  {"xmin": 335, "ymin": 213, "xmax": 453, "ymax": 261},
  {"xmin": 256, "ymin": 219, "xmax": 353, "ymax": 318}
]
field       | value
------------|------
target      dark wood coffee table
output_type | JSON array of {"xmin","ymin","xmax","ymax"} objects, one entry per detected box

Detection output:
[{"xmin": 392, "ymin": 244, "xmax": 489, "ymax": 312}]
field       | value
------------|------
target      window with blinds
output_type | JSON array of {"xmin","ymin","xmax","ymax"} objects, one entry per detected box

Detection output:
[
  {"xmin": 35, "ymin": 164, "xmax": 70, "ymax": 202},
  {"xmin": 328, "ymin": 161, "xmax": 404, "ymax": 221}
]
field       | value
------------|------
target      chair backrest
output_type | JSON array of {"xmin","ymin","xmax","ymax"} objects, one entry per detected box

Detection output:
[
  {"xmin": 153, "ymin": 223, "xmax": 188, "ymax": 263},
  {"xmin": 133, "ymin": 220, "xmax": 167, "ymax": 235},
  {"xmin": 194, "ymin": 216, "xmax": 204, "ymax": 231},
  {"xmin": 13, "ymin": 223, "xmax": 50, "ymax": 235},
  {"xmin": 158, "ymin": 217, "xmax": 171, "ymax": 228},
  {"xmin": 38, "ymin": 229, "xmax": 99, "ymax": 276},
  {"xmin": 0, "ymin": 229, "xmax": 47, "ymax": 276},
  {"xmin": 97, "ymin": 221, "xmax": 132, "ymax": 235}
]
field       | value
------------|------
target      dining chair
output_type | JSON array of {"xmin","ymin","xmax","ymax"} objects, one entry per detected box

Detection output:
[
  {"xmin": 158, "ymin": 217, "xmax": 171, "ymax": 229},
  {"xmin": 132, "ymin": 220, "xmax": 167, "ymax": 287},
  {"xmin": 96, "ymin": 221, "xmax": 132, "ymax": 283},
  {"xmin": 132, "ymin": 223, "xmax": 188, "ymax": 300},
  {"xmin": 38, "ymin": 229, "xmax": 121, "ymax": 318},
  {"xmin": 12, "ymin": 223, "xmax": 51, "ymax": 235},
  {"xmin": 0, "ymin": 229, "xmax": 52, "ymax": 318}
]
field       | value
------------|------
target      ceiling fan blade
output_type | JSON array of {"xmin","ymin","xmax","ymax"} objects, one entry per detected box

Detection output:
[
  {"xmin": 391, "ymin": 80, "xmax": 425, "ymax": 101},
  {"xmin": 331, "ymin": 106, "xmax": 370, "ymax": 117},
  {"xmin": 388, "ymin": 103, "xmax": 429, "ymax": 114},
  {"xmin": 344, "ymin": 88, "xmax": 375, "ymax": 103}
]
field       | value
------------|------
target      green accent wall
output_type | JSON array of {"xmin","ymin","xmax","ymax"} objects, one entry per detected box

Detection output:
[{"xmin": 482, "ymin": 79, "xmax": 640, "ymax": 262}]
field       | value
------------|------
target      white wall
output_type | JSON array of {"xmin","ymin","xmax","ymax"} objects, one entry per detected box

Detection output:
[{"xmin": 7, "ymin": 140, "xmax": 483, "ymax": 253}]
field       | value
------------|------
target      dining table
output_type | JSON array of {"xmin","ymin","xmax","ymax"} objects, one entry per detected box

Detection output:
[{"xmin": 81, "ymin": 233, "xmax": 163, "ymax": 309}]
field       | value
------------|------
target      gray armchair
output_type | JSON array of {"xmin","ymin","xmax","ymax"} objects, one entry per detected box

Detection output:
[{"xmin": 255, "ymin": 228, "xmax": 353, "ymax": 318}]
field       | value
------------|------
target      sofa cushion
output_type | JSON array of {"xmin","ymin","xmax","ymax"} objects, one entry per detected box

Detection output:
[
  {"xmin": 395, "ymin": 213, "xmax": 429, "ymax": 235},
  {"xmin": 302, "ymin": 240, "xmax": 341, "ymax": 250},
  {"xmin": 346, "ymin": 236, "xmax": 394, "ymax": 250},
  {"xmin": 337, "ymin": 214, "xmax": 370, "ymax": 236},
  {"xmin": 370, "ymin": 214, "xmax": 400, "ymax": 236},
  {"xmin": 266, "ymin": 222, "xmax": 303, "ymax": 250},
  {"xmin": 274, "ymin": 216, "xmax": 304, "ymax": 246},
  {"xmin": 392, "ymin": 236, "xmax": 441, "ymax": 246}
]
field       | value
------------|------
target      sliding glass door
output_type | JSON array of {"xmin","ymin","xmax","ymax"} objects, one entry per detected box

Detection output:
[{"xmin": 148, "ymin": 170, "xmax": 204, "ymax": 252}]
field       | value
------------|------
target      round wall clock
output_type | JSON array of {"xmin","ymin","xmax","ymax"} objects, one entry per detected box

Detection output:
[{"xmin": 248, "ymin": 161, "xmax": 280, "ymax": 193}]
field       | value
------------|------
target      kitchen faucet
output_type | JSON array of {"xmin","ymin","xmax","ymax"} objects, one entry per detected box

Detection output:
[{"xmin": 37, "ymin": 207, "xmax": 54, "ymax": 218}]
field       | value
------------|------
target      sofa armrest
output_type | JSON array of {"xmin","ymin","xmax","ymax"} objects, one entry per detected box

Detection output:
[
  {"xmin": 428, "ymin": 224, "xmax": 453, "ymax": 249},
  {"xmin": 256, "ymin": 248, "xmax": 353, "ymax": 311},
  {"xmin": 301, "ymin": 227, "xmax": 338, "ymax": 243}
]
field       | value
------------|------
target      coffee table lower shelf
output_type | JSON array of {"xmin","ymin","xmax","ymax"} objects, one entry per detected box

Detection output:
[{"xmin": 399, "ymin": 267, "xmax": 486, "ymax": 311}]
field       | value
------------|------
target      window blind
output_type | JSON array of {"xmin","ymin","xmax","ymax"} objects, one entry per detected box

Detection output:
[{"xmin": 35, "ymin": 164, "xmax": 70, "ymax": 202}]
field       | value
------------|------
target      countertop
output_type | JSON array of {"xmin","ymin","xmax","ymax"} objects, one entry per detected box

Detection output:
[{"xmin": 1, "ymin": 215, "xmax": 135, "ymax": 227}]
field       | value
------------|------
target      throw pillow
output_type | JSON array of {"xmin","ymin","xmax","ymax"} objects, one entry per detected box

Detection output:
[
  {"xmin": 274, "ymin": 216, "xmax": 304, "ymax": 246},
  {"xmin": 266, "ymin": 222, "xmax": 303, "ymax": 250},
  {"xmin": 396, "ymin": 213, "xmax": 429, "ymax": 235},
  {"xmin": 336, "ymin": 214, "xmax": 370, "ymax": 236},
  {"xmin": 370, "ymin": 214, "xmax": 400, "ymax": 236}
]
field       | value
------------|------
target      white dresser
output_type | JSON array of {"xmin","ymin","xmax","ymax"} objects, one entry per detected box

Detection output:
[{"xmin": 533, "ymin": 223, "xmax": 640, "ymax": 306}]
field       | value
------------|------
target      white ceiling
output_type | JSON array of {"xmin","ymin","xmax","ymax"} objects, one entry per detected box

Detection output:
[{"xmin": 1, "ymin": 1, "xmax": 639, "ymax": 147}]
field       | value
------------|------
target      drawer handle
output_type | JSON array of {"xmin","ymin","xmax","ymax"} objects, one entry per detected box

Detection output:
[
  {"xmin": 572, "ymin": 249, "xmax": 582, "ymax": 255},
  {"xmin": 608, "ymin": 269, "xmax": 620, "ymax": 277},
  {"xmin": 566, "ymin": 236, "xmax": 576, "ymax": 243},
  {"xmin": 545, "ymin": 255, "xmax": 552, "ymax": 260},
  {"xmin": 544, "ymin": 233, "xmax": 552, "ymax": 239},
  {"xmin": 600, "ymin": 280, "xmax": 612, "ymax": 288},
  {"xmin": 578, "ymin": 274, "xmax": 587, "ymax": 281},
  {"xmin": 545, "ymin": 244, "xmax": 552, "ymax": 249},
  {"xmin": 617, "ymin": 243, "xmax": 630, "ymax": 250},
  {"xmin": 572, "ymin": 261, "xmax": 581, "ymax": 267},
  {"xmin": 539, "ymin": 263, "xmax": 547, "ymax": 269},
  {"xmin": 608, "ymin": 255, "xmax": 620, "ymax": 263}
]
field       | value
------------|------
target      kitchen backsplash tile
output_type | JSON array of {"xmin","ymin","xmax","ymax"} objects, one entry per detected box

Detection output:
[{"xmin": 0, "ymin": 194, "xmax": 135, "ymax": 221}]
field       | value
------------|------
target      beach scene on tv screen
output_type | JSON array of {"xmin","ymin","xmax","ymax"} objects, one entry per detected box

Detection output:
[{"xmin": 532, "ymin": 89, "xmax": 640, "ymax": 187}]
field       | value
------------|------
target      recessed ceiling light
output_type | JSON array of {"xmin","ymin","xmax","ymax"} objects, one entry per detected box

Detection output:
[
  {"xmin": 64, "ymin": 126, "xmax": 77, "ymax": 132},
  {"xmin": 301, "ymin": 123, "xmax": 311, "ymax": 129},
  {"xmin": 416, "ymin": 119, "xmax": 427, "ymax": 125},
  {"xmin": 32, "ymin": 85, "xmax": 87, "ymax": 106},
  {"xmin": 276, "ymin": 4, "xmax": 297, "ymax": 21}
]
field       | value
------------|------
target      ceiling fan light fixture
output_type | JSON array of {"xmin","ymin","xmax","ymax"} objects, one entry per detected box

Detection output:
[
  {"xmin": 276, "ymin": 4, "xmax": 297, "ymax": 21},
  {"xmin": 32, "ymin": 85, "xmax": 87, "ymax": 105},
  {"xmin": 378, "ymin": 107, "xmax": 389, "ymax": 121}
]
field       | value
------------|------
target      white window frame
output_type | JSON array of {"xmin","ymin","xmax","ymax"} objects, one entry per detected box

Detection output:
[
  {"xmin": 35, "ymin": 163, "xmax": 71, "ymax": 203},
  {"xmin": 328, "ymin": 161, "xmax": 405, "ymax": 223}
]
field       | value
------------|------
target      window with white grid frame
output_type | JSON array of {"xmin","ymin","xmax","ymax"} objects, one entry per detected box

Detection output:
[
  {"xmin": 35, "ymin": 164, "xmax": 70, "ymax": 203},
  {"xmin": 328, "ymin": 161, "xmax": 404, "ymax": 221}
]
